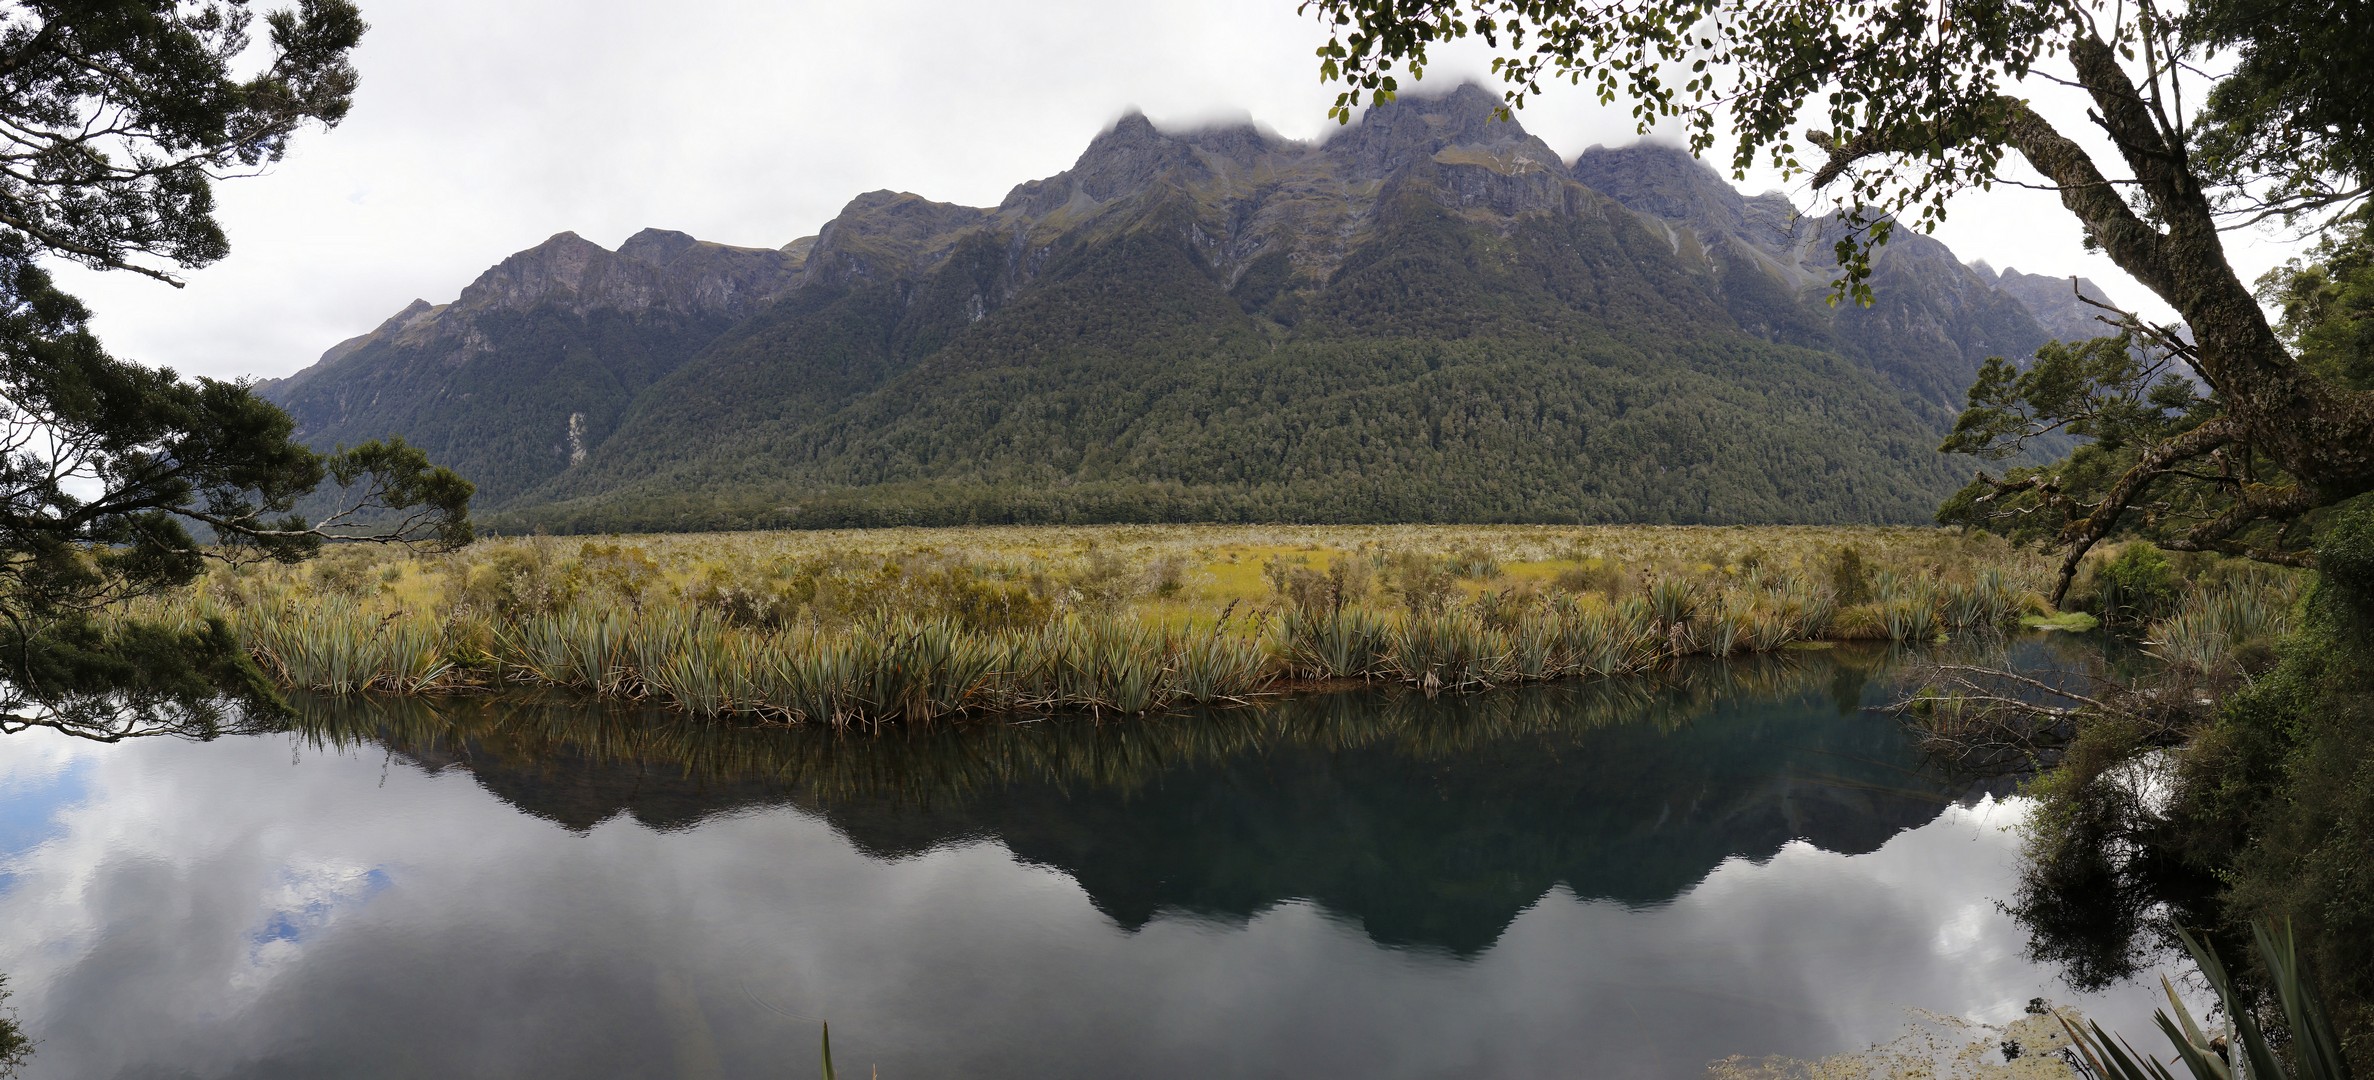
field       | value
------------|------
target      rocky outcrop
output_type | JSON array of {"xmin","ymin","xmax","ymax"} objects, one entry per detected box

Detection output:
[
  {"xmin": 1982, "ymin": 264, "xmax": 2121, "ymax": 343},
  {"xmin": 1323, "ymin": 82, "xmax": 1549, "ymax": 177},
  {"xmin": 453, "ymin": 228, "xmax": 802, "ymax": 318}
]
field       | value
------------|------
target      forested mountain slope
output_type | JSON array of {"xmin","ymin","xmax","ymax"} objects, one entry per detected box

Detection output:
[
  {"xmin": 262, "ymin": 84, "xmax": 2115, "ymax": 531},
  {"xmin": 260, "ymin": 229, "xmax": 805, "ymax": 506}
]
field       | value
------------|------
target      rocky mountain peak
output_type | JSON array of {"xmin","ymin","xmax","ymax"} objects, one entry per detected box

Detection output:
[
  {"xmin": 455, "ymin": 232, "xmax": 610, "ymax": 310},
  {"xmin": 1171, "ymin": 119, "xmax": 1282, "ymax": 164},
  {"xmin": 1326, "ymin": 82, "xmax": 1552, "ymax": 177},
  {"xmin": 1992, "ymin": 267, "xmax": 2120, "ymax": 342},
  {"xmin": 1048, "ymin": 110, "xmax": 1211, "ymax": 203},
  {"xmin": 617, "ymin": 228, "xmax": 703, "ymax": 266},
  {"xmin": 438, "ymin": 227, "xmax": 801, "ymax": 320},
  {"xmin": 805, "ymin": 191, "xmax": 991, "ymax": 283}
]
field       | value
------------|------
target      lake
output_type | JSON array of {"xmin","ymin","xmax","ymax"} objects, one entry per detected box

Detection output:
[{"xmin": 0, "ymin": 649, "xmax": 2175, "ymax": 1078}]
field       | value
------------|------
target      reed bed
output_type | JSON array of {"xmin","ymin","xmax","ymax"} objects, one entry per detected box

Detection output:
[{"xmin": 116, "ymin": 524, "xmax": 2066, "ymax": 725}]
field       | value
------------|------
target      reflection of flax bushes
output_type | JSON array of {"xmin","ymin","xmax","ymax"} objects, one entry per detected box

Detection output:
[
  {"xmin": 123, "ymin": 525, "xmax": 2050, "ymax": 726},
  {"xmin": 280, "ymin": 655, "xmax": 1853, "ymax": 806}
]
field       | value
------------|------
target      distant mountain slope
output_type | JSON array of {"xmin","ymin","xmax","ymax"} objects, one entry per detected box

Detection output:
[
  {"xmin": 1979, "ymin": 263, "xmax": 2122, "ymax": 342},
  {"xmin": 261, "ymin": 84, "xmax": 2121, "ymax": 531},
  {"xmin": 261, "ymin": 229, "xmax": 804, "ymax": 505}
]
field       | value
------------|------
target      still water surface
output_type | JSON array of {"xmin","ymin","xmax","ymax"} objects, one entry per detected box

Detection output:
[{"xmin": 0, "ymin": 652, "xmax": 2170, "ymax": 1078}]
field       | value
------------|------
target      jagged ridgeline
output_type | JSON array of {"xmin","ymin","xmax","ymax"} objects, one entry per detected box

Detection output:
[{"xmin": 260, "ymin": 84, "xmax": 2117, "ymax": 531}]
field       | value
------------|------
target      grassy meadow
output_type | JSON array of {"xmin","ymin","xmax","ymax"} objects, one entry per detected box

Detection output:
[{"xmin": 124, "ymin": 524, "xmax": 2106, "ymax": 726}]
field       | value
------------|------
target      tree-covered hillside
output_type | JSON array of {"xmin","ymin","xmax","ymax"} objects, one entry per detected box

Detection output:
[{"xmin": 263, "ymin": 85, "xmax": 2104, "ymax": 532}]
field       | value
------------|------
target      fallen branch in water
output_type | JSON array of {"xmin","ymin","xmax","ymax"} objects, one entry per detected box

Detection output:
[{"xmin": 1885, "ymin": 659, "xmax": 2186, "ymax": 775}]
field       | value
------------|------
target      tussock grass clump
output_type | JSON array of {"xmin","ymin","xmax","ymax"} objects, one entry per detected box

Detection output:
[
  {"xmin": 1272, "ymin": 606, "xmax": 1392, "ymax": 680},
  {"xmin": 2146, "ymin": 575, "xmax": 2302, "ymax": 683},
  {"xmin": 1389, "ymin": 609, "xmax": 1511, "ymax": 692},
  {"xmin": 238, "ymin": 597, "xmax": 456, "ymax": 694},
  {"xmin": 1171, "ymin": 628, "xmax": 1270, "ymax": 705}
]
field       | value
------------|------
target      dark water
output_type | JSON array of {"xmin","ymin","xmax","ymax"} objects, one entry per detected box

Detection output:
[{"xmin": 0, "ymin": 650, "xmax": 2172, "ymax": 1078}]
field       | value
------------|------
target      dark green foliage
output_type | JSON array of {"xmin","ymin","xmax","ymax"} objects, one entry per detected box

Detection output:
[
  {"xmin": 2084, "ymin": 543, "xmax": 2186, "ymax": 626},
  {"xmin": 0, "ymin": 0, "xmax": 474, "ymax": 729},
  {"xmin": 1944, "ymin": 336, "xmax": 2202, "ymax": 463},
  {"xmin": 1939, "ymin": 222, "xmax": 2374, "ymax": 578},
  {"xmin": 2261, "ymin": 212, "xmax": 2374, "ymax": 393},
  {"xmin": 1826, "ymin": 544, "xmax": 1873, "ymax": 607},
  {"xmin": 0, "ymin": 0, "xmax": 366, "ymax": 283},
  {"xmin": 0, "ymin": 229, "xmax": 469, "ymax": 729},
  {"xmin": 2167, "ymin": 500, "xmax": 2374, "ymax": 1067},
  {"xmin": 1934, "ymin": 334, "xmax": 2237, "ymax": 573},
  {"xmin": 2188, "ymin": 0, "xmax": 2374, "ymax": 222},
  {"xmin": 2018, "ymin": 503, "xmax": 2374, "ymax": 1070}
]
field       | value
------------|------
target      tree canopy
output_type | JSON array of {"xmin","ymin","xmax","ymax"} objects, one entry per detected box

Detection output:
[
  {"xmin": 0, "ymin": 0, "xmax": 472, "ymax": 735},
  {"xmin": 1298, "ymin": 0, "xmax": 2374, "ymax": 595}
]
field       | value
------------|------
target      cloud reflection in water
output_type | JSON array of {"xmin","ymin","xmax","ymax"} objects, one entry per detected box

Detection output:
[{"xmin": 0, "ymin": 655, "xmax": 2174, "ymax": 1079}]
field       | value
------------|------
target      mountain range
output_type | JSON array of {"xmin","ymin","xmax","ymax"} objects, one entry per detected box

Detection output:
[{"xmin": 260, "ymin": 84, "xmax": 2115, "ymax": 531}]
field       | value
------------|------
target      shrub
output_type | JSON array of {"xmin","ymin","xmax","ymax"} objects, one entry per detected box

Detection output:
[
  {"xmin": 1067, "ymin": 548, "xmax": 1140, "ymax": 613},
  {"xmin": 1446, "ymin": 546, "xmax": 1503, "ymax": 580},
  {"xmin": 1383, "ymin": 551, "xmax": 1459, "ymax": 616},
  {"xmin": 571, "ymin": 542, "xmax": 665, "ymax": 608},
  {"xmin": 1827, "ymin": 544, "xmax": 1874, "ymax": 607},
  {"xmin": 1550, "ymin": 558, "xmax": 1623, "ymax": 596},
  {"xmin": 1144, "ymin": 554, "xmax": 1189, "ymax": 599},
  {"xmin": 2088, "ymin": 542, "xmax": 2185, "ymax": 626},
  {"xmin": 308, "ymin": 552, "xmax": 374, "ymax": 597},
  {"xmin": 1327, "ymin": 554, "xmax": 1374, "ymax": 609},
  {"xmin": 1264, "ymin": 556, "xmax": 1337, "ymax": 613},
  {"xmin": 909, "ymin": 564, "xmax": 1050, "ymax": 633},
  {"xmin": 460, "ymin": 545, "xmax": 579, "ymax": 623}
]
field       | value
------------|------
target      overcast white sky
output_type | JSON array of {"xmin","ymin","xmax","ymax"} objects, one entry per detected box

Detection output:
[{"xmin": 51, "ymin": 0, "xmax": 2308, "ymax": 384}]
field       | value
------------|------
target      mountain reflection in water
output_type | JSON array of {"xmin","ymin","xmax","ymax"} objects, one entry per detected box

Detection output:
[
  {"xmin": 297, "ymin": 653, "xmax": 1970, "ymax": 957},
  {"xmin": 0, "ymin": 646, "xmax": 2168, "ymax": 1080}
]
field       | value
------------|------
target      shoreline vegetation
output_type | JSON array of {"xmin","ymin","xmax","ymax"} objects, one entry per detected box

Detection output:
[
  {"xmin": 277, "ymin": 651, "xmax": 1891, "ymax": 805},
  {"xmin": 113, "ymin": 524, "xmax": 2269, "ymax": 727}
]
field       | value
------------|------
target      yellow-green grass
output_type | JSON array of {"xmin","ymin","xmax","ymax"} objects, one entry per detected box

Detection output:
[{"xmin": 121, "ymin": 524, "xmax": 2068, "ymax": 726}]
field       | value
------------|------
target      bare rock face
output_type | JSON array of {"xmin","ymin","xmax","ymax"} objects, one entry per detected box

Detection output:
[
  {"xmin": 1323, "ymin": 82, "xmax": 1545, "ymax": 177},
  {"xmin": 1984, "ymin": 265, "xmax": 2121, "ymax": 343},
  {"xmin": 454, "ymin": 228, "xmax": 803, "ymax": 318}
]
